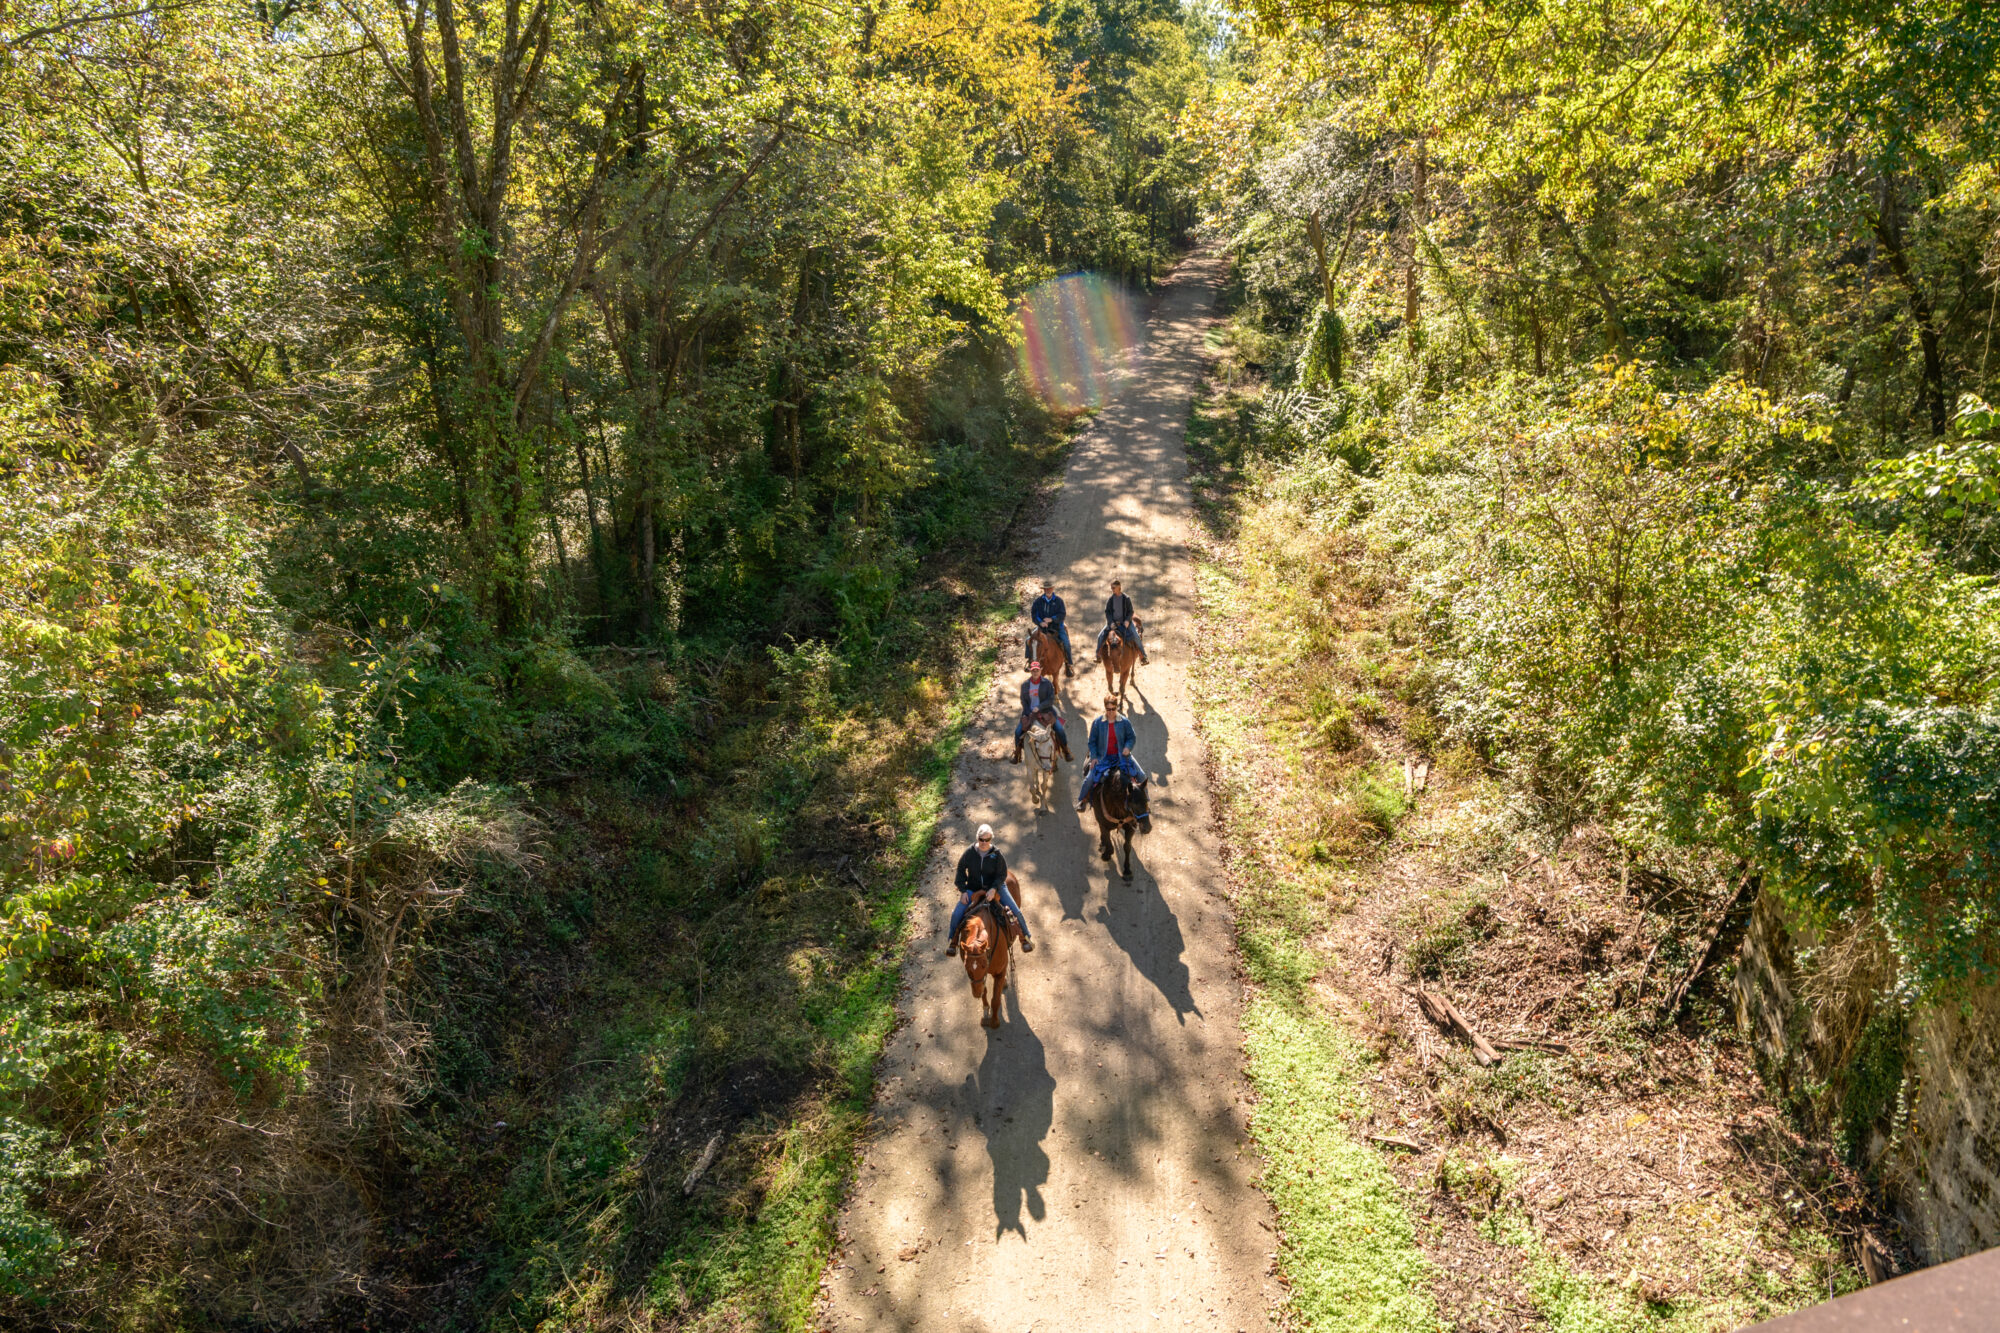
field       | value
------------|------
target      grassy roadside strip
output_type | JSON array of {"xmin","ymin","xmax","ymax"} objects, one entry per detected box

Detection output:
[{"xmin": 1191, "ymin": 549, "xmax": 1438, "ymax": 1333}]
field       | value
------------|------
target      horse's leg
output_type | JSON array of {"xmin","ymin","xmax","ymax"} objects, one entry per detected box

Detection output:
[
  {"xmin": 1121, "ymin": 825, "xmax": 1132, "ymax": 878},
  {"xmin": 1097, "ymin": 813, "xmax": 1112, "ymax": 862}
]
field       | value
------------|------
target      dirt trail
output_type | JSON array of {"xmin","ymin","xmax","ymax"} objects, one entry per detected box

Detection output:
[{"xmin": 820, "ymin": 249, "xmax": 1276, "ymax": 1331}]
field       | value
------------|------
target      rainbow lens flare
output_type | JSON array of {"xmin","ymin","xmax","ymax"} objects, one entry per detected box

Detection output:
[{"xmin": 1014, "ymin": 273, "xmax": 1142, "ymax": 411}]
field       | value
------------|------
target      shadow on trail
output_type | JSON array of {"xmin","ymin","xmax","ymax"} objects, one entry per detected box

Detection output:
[
  {"xmin": 962, "ymin": 992, "xmax": 1055, "ymax": 1239},
  {"xmin": 1094, "ymin": 861, "xmax": 1201, "ymax": 1026},
  {"xmin": 1122, "ymin": 687, "xmax": 1172, "ymax": 785}
]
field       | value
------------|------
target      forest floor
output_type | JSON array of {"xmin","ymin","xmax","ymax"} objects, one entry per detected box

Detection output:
[{"xmin": 1183, "ymin": 320, "xmax": 1883, "ymax": 1332}]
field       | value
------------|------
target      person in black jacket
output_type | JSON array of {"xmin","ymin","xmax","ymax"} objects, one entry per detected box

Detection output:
[
  {"xmin": 1093, "ymin": 577, "xmax": 1149, "ymax": 665},
  {"xmin": 947, "ymin": 824, "xmax": 1034, "ymax": 955}
]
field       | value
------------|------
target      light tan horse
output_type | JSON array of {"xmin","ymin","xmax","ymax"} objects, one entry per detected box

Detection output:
[
  {"xmin": 1101, "ymin": 626, "xmax": 1141, "ymax": 702},
  {"xmin": 957, "ymin": 880, "xmax": 1019, "ymax": 1029},
  {"xmin": 1029, "ymin": 625, "xmax": 1071, "ymax": 682}
]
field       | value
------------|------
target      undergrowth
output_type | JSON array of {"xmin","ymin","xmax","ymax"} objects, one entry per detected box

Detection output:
[{"xmin": 1186, "ymin": 324, "xmax": 1862, "ymax": 1331}]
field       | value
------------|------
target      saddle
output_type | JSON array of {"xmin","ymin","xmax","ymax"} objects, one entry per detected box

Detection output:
[{"xmin": 970, "ymin": 896, "xmax": 1020, "ymax": 946}]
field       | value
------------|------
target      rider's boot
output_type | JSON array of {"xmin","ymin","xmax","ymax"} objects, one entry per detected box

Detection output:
[
  {"xmin": 946, "ymin": 938, "xmax": 959, "ymax": 957},
  {"xmin": 1058, "ymin": 743, "xmax": 1073, "ymax": 763},
  {"xmin": 1010, "ymin": 740, "xmax": 1022, "ymax": 764}
]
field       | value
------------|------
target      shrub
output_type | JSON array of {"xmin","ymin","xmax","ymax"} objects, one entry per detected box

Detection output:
[{"xmin": 1262, "ymin": 360, "xmax": 2000, "ymax": 997}]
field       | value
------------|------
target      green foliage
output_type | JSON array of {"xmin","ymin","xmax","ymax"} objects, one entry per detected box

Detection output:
[
  {"xmin": 0, "ymin": 0, "xmax": 1168, "ymax": 1318},
  {"xmin": 1299, "ymin": 301, "xmax": 1346, "ymax": 390},
  {"xmin": 1836, "ymin": 1005, "xmax": 1907, "ymax": 1168},
  {"xmin": 1398, "ymin": 891, "xmax": 1493, "ymax": 980},
  {"xmin": 1352, "ymin": 766, "xmax": 1412, "ymax": 836},
  {"xmin": 1243, "ymin": 998, "xmax": 1438, "ymax": 1333}
]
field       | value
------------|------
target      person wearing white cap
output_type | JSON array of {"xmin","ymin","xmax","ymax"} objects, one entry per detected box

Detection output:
[{"xmin": 947, "ymin": 824, "xmax": 1033, "ymax": 955}]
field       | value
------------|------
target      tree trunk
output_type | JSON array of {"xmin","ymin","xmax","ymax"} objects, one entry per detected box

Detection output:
[
  {"xmin": 1872, "ymin": 177, "xmax": 1949, "ymax": 436},
  {"xmin": 1405, "ymin": 138, "xmax": 1428, "ymax": 358}
]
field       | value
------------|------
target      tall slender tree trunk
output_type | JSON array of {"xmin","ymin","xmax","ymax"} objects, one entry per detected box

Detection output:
[
  {"xmin": 1872, "ymin": 175, "xmax": 1949, "ymax": 436},
  {"xmin": 1405, "ymin": 138, "xmax": 1427, "ymax": 359}
]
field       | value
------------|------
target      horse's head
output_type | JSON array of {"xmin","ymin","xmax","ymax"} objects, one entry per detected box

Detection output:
[
  {"xmin": 1105, "ymin": 628, "xmax": 1123, "ymax": 653},
  {"xmin": 958, "ymin": 912, "xmax": 991, "ymax": 975},
  {"xmin": 1124, "ymin": 773, "xmax": 1151, "ymax": 830}
]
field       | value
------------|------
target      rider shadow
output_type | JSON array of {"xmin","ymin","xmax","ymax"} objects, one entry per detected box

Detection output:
[
  {"xmin": 961, "ymin": 994, "xmax": 1055, "ymax": 1239},
  {"xmin": 1094, "ymin": 868, "xmax": 1202, "ymax": 1026},
  {"xmin": 1123, "ymin": 689, "xmax": 1174, "ymax": 785}
]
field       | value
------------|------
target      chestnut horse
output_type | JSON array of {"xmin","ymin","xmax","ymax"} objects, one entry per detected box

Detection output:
[
  {"xmin": 957, "ymin": 883, "xmax": 1019, "ymax": 1028},
  {"xmin": 1089, "ymin": 767, "xmax": 1151, "ymax": 879},
  {"xmin": 1029, "ymin": 625, "xmax": 1071, "ymax": 681},
  {"xmin": 1101, "ymin": 626, "xmax": 1141, "ymax": 702}
]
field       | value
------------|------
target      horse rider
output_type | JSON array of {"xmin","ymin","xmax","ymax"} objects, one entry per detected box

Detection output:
[
  {"xmin": 1026, "ymin": 578, "xmax": 1072, "ymax": 674},
  {"xmin": 1093, "ymin": 577, "xmax": 1150, "ymax": 666},
  {"xmin": 1076, "ymin": 694, "xmax": 1150, "ymax": 825},
  {"xmin": 1011, "ymin": 660, "xmax": 1072, "ymax": 764},
  {"xmin": 947, "ymin": 824, "xmax": 1034, "ymax": 955}
]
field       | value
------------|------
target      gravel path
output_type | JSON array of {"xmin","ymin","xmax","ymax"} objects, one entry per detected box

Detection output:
[{"xmin": 819, "ymin": 248, "xmax": 1277, "ymax": 1332}]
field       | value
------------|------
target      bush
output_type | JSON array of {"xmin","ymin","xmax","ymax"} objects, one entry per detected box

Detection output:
[{"xmin": 1262, "ymin": 359, "xmax": 2000, "ymax": 997}]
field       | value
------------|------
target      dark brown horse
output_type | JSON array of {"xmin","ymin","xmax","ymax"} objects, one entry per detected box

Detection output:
[
  {"xmin": 957, "ymin": 878, "xmax": 1019, "ymax": 1028},
  {"xmin": 1089, "ymin": 767, "xmax": 1151, "ymax": 879},
  {"xmin": 1029, "ymin": 625, "xmax": 1071, "ymax": 681},
  {"xmin": 1100, "ymin": 626, "xmax": 1140, "ymax": 702}
]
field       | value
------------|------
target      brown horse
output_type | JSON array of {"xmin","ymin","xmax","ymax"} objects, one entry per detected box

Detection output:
[
  {"xmin": 1089, "ymin": 766, "xmax": 1152, "ymax": 879},
  {"xmin": 1029, "ymin": 625, "xmax": 1071, "ymax": 681},
  {"xmin": 1100, "ymin": 626, "xmax": 1141, "ymax": 702},
  {"xmin": 957, "ymin": 881, "xmax": 1019, "ymax": 1028}
]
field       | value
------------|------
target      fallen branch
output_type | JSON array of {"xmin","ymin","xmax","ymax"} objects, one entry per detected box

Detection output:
[
  {"xmin": 1367, "ymin": 1134, "xmax": 1426, "ymax": 1152},
  {"xmin": 1410, "ymin": 987, "xmax": 1502, "ymax": 1066},
  {"xmin": 683, "ymin": 1132, "xmax": 724, "ymax": 1194},
  {"xmin": 1654, "ymin": 868, "xmax": 1757, "ymax": 1026},
  {"xmin": 1491, "ymin": 1037, "xmax": 1569, "ymax": 1053}
]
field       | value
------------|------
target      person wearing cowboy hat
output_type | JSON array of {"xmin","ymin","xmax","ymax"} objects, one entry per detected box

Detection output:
[{"xmin": 1026, "ymin": 578, "xmax": 1072, "ymax": 676}]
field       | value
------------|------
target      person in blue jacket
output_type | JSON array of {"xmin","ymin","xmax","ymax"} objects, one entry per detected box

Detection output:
[
  {"xmin": 1026, "ymin": 578, "xmax": 1072, "ymax": 675},
  {"xmin": 1093, "ymin": 578, "xmax": 1149, "ymax": 666},
  {"xmin": 1011, "ymin": 660, "xmax": 1071, "ymax": 763},
  {"xmin": 1076, "ymin": 694, "xmax": 1149, "ymax": 821},
  {"xmin": 947, "ymin": 824, "xmax": 1033, "ymax": 955}
]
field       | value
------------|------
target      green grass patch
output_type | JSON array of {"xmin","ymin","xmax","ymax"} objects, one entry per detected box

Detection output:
[{"xmin": 1244, "ymin": 998, "xmax": 1438, "ymax": 1333}]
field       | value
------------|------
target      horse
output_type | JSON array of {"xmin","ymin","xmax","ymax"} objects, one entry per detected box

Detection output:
[
  {"xmin": 1025, "ymin": 716, "xmax": 1057, "ymax": 808},
  {"xmin": 1101, "ymin": 625, "xmax": 1141, "ymax": 702},
  {"xmin": 956, "ymin": 883, "xmax": 1019, "ymax": 1029},
  {"xmin": 1089, "ymin": 766, "xmax": 1151, "ymax": 879},
  {"xmin": 1029, "ymin": 625, "xmax": 1071, "ymax": 681}
]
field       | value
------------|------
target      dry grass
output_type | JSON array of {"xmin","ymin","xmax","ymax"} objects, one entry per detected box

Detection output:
[{"xmin": 41, "ymin": 790, "xmax": 533, "ymax": 1329}]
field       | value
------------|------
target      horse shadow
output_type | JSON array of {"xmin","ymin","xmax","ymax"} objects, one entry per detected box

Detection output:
[
  {"xmin": 960, "ymin": 992, "xmax": 1055, "ymax": 1239},
  {"xmin": 1094, "ymin": 866, "xmax": 1201, "ymax": 1026}
]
